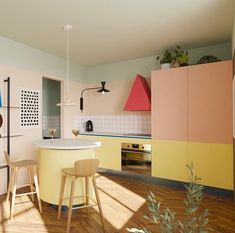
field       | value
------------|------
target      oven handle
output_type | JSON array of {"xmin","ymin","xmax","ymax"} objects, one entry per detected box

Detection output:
[{"xmin": 121, "ymin": 149, "xmax": 151, "ymax": 155}]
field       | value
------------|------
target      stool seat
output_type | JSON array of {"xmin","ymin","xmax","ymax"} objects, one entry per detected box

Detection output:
[
  {"xmin": 58, "ymin": 159, "xmax": 105, "ymax": 233},
  {"xmin": 61, "ymin": 167, "xmax": 77, "ymax": 176},
  {"xmin": 11, "ymin": 160, "xmax": 38, "ymax": 168},
  {"xmin": 4, "ymin": 151, "xmax": 42, "ymax": 220}
]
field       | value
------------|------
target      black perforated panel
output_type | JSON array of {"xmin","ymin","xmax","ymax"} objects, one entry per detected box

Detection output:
[{"xmin": 20, "ymin": 89, "xmax": 39, "ymax": 127}]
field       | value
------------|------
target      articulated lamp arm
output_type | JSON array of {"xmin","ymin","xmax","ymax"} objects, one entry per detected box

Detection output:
[
  {"xmin": 80, "ymin": 81, "xmax": 110, "ymax": 113},
  {"xmin": 80, "ymin": 87, "xmax": 101, "ymax": 112}
]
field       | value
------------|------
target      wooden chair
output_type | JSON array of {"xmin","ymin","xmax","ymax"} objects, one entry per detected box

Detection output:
[
  {"xmin": 4, "ymin": 150, "xmax": 42, "ymax": 219},
  {"xmin": 57, "ymin": 159, "xmax": 105, "ymax": 233}
]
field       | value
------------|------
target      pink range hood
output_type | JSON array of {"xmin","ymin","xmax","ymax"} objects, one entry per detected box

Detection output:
[{"xmin": 124, "ymin": 74, "xmax": 151, "ymax": 111}]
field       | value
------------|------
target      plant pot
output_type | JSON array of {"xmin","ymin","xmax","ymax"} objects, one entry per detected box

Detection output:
[
  {"xmin": 172, "ymin": 61, "xmax": 180, "ymax": 68},
  {"xmin": 161, "ymin": 63, "xmax": 171, "ymax": 69}
]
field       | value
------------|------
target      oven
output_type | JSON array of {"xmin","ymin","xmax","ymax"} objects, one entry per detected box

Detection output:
[{"xmin": 121, "ymin": 142, "xmax": 151, "ymax": 176}]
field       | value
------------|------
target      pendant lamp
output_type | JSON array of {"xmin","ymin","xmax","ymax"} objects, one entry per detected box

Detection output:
[{"xmin": 57, "ymin": 25, "xmax": 78, "ymax": 107}]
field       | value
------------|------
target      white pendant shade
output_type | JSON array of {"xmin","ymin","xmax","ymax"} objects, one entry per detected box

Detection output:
[
  {"xmin": 57, "ymin": 100, "xmax": 78, "ymax": 106},
  {"xmin": 57, "ymin": 25, "xmax": 79, "ymax": 107}
]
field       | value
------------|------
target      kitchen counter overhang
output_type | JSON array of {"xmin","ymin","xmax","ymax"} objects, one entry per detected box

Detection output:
[{"xmin": 34, "ymin": 138, "xmax": 101, "ymax": 150}]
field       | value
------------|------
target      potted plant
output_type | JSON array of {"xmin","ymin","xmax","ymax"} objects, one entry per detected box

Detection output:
[
  {"xmin": 173, "ymin": 45, "xmax": 189, "ymax": 67},
  {"xmin": 156, "ymin": 50, "xmax": 173, "ymax": 69},
  {"xmin": 127, "ymin": 164, "xmax": 213, "ymax": 233}
]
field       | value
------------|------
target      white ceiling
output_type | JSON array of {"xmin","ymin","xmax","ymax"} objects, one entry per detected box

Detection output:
[{"xmin": 0, "ymin": 0, "xmax": 234, "ymax": 66}]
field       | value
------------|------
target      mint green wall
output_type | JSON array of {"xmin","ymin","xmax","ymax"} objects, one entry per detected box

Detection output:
[
  {"xmin": 42, "ymin": 78, "xmax": 60, "ymax": 116},
  {"xmin": 0, "ymin": 36, "xmax": 231, "ymax": 85},
  {"xmin": 87, "ymin": 55, "xmax": 156, "ymax": 83},
  {"xmin": 189, "ymin": 43, "xmax": 231, "ymax": 64},
  {"xmin": 0, "ymin": 36, "xmax": 87, "ymax": 82},
  {"xmin": 87, "ymin": 43, "xmax": 231, "ymax": 83}
]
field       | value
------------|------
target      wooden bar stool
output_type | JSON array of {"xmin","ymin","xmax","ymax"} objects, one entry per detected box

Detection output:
[
  {"xmin": 57, "ymin": 159, "xmax": 105, "ymax": 233},
  {"xmin": 4, "ymin": 151, "xmax": 42, "ymax": 219}
]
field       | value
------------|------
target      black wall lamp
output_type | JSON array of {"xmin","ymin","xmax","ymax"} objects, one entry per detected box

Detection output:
[{"xmin": 80, "ymin": 81, "xmax": 110, "ymax": 112}]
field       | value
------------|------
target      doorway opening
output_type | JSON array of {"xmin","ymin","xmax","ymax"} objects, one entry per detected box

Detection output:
[{"xmin": 42, "ymin": 77, "xmax": 61, "ymax": 139}]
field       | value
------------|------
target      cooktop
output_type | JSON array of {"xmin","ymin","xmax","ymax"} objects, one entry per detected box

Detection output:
[{"xmin": 124, "ymin": 133, "xmax": 151, "ymax": 137}]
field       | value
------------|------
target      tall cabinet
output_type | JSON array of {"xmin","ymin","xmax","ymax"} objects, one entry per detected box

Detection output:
[{"xmin": 151, "ymin": 60, "xmax": 233, "ymax": 190}]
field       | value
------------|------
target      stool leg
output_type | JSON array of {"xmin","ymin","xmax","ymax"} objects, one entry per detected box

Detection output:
[
  {"xmin": 67, "ymin": 177, "xmax": 76, "ymax": 233},
  {"xmin": 6, "ymin": 167, "xmax": 13, "ymax": 204},
  {"xmin": 28, "ymin": 167, "xmax": 34, "ymax": 201},
  {"xmin": 58, "ymin": 173, "xmax": 66, "ymax": 220},
  {"xmin": 10, "ymin": 168, "xmax": 18, "ymax": 220},
  {"xmin": 32, "ymin": 166, "xmax": 42, "ymax": 213},
  {"xmin": 92, "ymin": 175, "xmax": 105, "ymax": 232},
  {"xmin": 85, "ymin": 177, "xmax": 89, "ymax": 215}
]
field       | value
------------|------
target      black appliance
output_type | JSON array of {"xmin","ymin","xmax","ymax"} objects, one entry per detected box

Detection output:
[{"xmin": 85, "ymin": 120, "xmax": 93, "ymax": 132}]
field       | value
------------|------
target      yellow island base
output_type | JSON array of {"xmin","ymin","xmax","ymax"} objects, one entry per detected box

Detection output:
[{"xmin": 34, "ymin": 138, "xmax": 101, "ymax": 205}]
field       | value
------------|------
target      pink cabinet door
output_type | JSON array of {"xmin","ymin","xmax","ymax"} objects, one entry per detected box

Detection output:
[
  {"xmin": 151, "ymin": 67, "xmax": 188, "ymax": 141},
  {"xmin": 188, "ymin": 61, "xmax": 232, "ymax": 144}
]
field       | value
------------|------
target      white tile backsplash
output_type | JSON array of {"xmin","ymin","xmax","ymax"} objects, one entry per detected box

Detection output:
[
  {"xmin": 42, "ymin": 115, "xmax": 60, "ymax": 138},
  {"xmin": 74, "ymin": 115, "xmax": 151, "ymax": 134},
  {"xmin": 43, "ymin": 115, "xmax": 60, "ymax": 130}
]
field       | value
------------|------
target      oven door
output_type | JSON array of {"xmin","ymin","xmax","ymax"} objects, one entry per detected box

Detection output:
[{"xmin": 121, "ymin": 148, "xmax": 151, "ymax": 176}]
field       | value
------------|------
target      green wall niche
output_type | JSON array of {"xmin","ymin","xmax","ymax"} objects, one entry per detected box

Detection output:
[{"xmin": 42, "ymin": 78, "xmax": 60, "ymax": 116}]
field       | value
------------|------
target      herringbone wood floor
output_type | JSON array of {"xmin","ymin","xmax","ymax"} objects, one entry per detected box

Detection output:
[{"xmin": 0, "ymin": 173, "xmax": 235, "ymax": 233}]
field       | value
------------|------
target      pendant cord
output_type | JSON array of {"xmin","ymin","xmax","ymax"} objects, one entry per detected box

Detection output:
[{"xmin": 56, "ymin": 25, "xmax": 78, "ymax": 106}]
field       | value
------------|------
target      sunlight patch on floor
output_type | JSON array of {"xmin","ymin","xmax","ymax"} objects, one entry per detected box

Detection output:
[
  {"xmin": 96, "ymin": 176, "xmax": 146, "ymax": 230},
  {"xmin": 97, "ymin": 176, "xmax": 146, "ymax": 211},
  {"xmin": 2, "ymin": 195, "xmax": 46, "ymax": 232}
]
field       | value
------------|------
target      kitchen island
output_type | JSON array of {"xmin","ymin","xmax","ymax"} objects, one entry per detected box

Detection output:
[{"xmin": 34, "ymin": 138, "xmax": 101, "ymax": 205}]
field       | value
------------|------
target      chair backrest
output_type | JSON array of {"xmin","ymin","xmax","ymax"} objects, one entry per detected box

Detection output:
[
  {"xmin": 74, "ymin": 159, "xmax": 100, "ymax": 177},
  {"xmin": 4, "ymin": 150, "xmax": 11, "ymax": 166}
]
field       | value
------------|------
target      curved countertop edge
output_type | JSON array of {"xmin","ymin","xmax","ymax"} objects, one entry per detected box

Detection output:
[
  {"xmin": 79, "ymin": 132, "xmax": 151, "ymax": 139},
  {"xmin": 33, "ymin": 138, "xmax": 101, "ymax": 150}
]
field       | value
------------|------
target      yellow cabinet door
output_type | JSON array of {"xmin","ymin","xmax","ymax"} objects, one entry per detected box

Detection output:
[{"xmin": 79, "ymin": 135, "xmax": 151, "ymax": 172}]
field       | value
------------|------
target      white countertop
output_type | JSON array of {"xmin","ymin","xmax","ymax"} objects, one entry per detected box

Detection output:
[{"xmin": 33, "ymin": 138, "xmax": 101, "ymax": 150}]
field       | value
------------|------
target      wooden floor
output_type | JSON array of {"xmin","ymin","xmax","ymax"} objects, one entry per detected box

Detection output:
[{"xmin": 0, "ymin": 173, "xmax": 235, "ymax": 233}]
